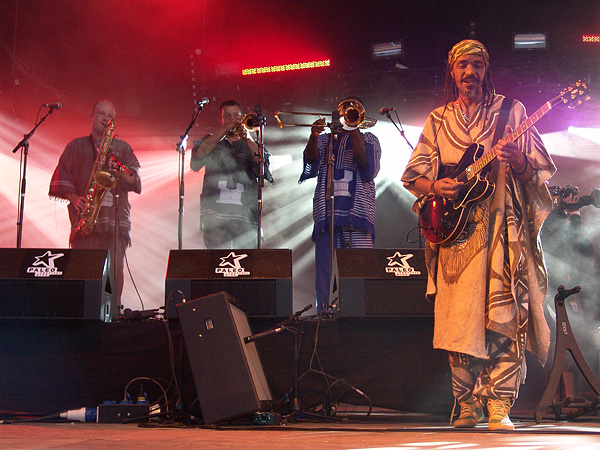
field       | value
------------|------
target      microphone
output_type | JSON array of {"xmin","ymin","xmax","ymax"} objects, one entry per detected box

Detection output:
[
  {"xmin": 243, "ymin": 304, "xmax": 313, "ymax": 344},
  {"xmin": 244, "ymin": 326, "xmax": 286, "ymax": 344},
  {"xmin": 379, "ymin": 107, "xmax": 395, "ymax": 115},
  {"xmin": 43, "ymin": 102, "xmax": 62, "ymax": 110},
  {"xmin": 197, "ymin": 97, "xmax": 209, "ymax": 106},
  {"xmin": 293, "ymin": 303, "xmax": 312, "ymax": 318}
]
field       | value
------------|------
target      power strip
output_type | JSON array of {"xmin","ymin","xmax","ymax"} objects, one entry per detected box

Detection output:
[{"xmin": 97, "ymin": 404, "xmax": 150, "ymax": 423}]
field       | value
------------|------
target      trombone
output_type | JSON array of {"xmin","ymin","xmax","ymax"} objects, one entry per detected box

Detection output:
[
  {"xmin": 274, "ymin": 99, "xmax": 377, "ymax": 129},
  {"xmin": 240, "ymin": 113, "xmax": 262, "ymax": 133}
]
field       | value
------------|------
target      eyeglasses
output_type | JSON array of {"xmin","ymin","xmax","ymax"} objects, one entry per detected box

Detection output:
[{"xmin": 96, "ymin": 111, "xmax": 115, "ymax": 120}]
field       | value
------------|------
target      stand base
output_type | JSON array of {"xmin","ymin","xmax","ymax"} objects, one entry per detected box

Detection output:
[{"xmin": 534, "ymin": 286, "xmax": 600, "ymax": 422}]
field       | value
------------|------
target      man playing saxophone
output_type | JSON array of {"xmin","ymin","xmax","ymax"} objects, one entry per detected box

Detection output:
[{"xmin": 49, "ymin": 101, "xmax": 142, "ymax": 313}]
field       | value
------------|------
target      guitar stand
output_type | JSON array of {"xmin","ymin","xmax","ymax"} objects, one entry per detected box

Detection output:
[{"xmin": 534, "ymin": 285, "xmax": 600, "ymax": 423}]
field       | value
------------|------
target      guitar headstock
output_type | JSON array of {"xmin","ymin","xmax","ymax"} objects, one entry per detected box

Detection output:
[{"xmin": 559, "ymin": 80, "xmax": 591, "ymax": 109}]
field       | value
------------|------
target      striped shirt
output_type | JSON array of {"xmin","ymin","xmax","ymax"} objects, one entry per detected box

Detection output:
[{"xmin": 300, "ymin": 131, "xmax": 381, "ymax": 240}]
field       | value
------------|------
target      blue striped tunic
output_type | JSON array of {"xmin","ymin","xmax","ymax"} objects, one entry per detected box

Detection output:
[{"xmin": 300, "ymin": 131, "xmax": 381, "ymax": 240}]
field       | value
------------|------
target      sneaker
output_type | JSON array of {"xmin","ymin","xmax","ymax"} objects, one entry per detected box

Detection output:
[
  {"xmin": 453, "ymin": 402, "xmax": 484, "ymax": 428},
  {"xmin": 487, "ymin": 398, "xmax": 514, "ymax": 431}
]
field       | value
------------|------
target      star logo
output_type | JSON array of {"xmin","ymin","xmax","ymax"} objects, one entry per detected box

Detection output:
[
  {"xmin": 32, "ymin": 251, "xmax": 65, "ymax": 268},
  {"xmin": 387, "ymin": 252, "xmax": 413, "ymax": 268},
  {"xmin": 219, "ymin": 252, "xmax": 248, "ymax": 269},
  {"xmin": 216, "ymin": 252, "xmax": 250, "ymax": 277},
  {"xmin": 27, "ymin": 250, "xmax": 65, "ymax": 277},
  {"xmin": 385, "ymin": 251, "xmax": 421, "ymax": 277}
]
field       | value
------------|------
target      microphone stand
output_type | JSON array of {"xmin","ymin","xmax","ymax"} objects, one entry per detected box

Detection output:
[
  {"xmin": 325, "ymin": 112, "xmax": 342, "ymax": 311},
  {"xmin": 12, "ymin": 107, "xmax": 58, "ymax": 248},
  {"xmin": 244, "ymin": 304, "xmax": 312, "ymax": 422},
  {"xmin": 253, "ymin": 104, "xmax": 267, "ymax": 249},
  {"xmin": 385, "ymin": 110, "xmax": 413, "ymax": 150},
  {"xmin": 113, "ymin": 163, "xmax": 121, "ymax": 319},
  {"xmin": 175, "ymin": 103, "xmax": 205, "ymax": 250},
  {"xmin": 385, "ymin": 110, "xmax": 421, "ymax": 247}
]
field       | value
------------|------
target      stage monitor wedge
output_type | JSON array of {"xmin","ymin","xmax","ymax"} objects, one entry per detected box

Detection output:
[
  {"xmin": 336, "ymin": 248, "xmax": 431, "ymax": 318},
  {"xmin": 0, "ymin": 248, "xmax": 113, "ymax": 321},
  {"xmin": 177, "ymin": 291, "xmax": 273, "ymax": 424},
  {"xmin": 165, "ymin": 249, "xmax": 292, "ymax": 319}
]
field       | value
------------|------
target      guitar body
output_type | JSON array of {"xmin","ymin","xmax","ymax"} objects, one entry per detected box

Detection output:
[
  {"xmin": 417, "ymin": 80, "xmax": 589, "ymax": 246},
  {"xmin": 419, "ymin": 143, "xmax": 495, "ymax": 246}
]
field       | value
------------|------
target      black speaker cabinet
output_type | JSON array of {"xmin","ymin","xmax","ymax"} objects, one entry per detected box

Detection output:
[
  {"xmin": 337, "ymin": 248, "xmax": 431, "ymax": 318},
  {"xmin": 177, "ymin": 291, "xmax": 273, "ymax": 424},
  {"xmin": 0, "ymin": 248, "xmax": 113, "ymax": 321},
  {"xmin": 165, "ymin": 249, "xmax": 292, "ymax": 319}
]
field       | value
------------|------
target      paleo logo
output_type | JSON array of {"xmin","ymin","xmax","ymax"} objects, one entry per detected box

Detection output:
[
  {"xmin": 27, "ymin": 250, "xmax": 65, "ymax": 277},
  {"xmin": 385, "ymin": 251, "xmax": 421, "ymax": 277},
  {"xmin": 215, "ymin": 251, "xmax": 250, "ymax": 277}
]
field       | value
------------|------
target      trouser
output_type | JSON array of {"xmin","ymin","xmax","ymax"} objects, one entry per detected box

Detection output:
[
  {"xmin": 314, "ymin": 227, "xmax": 373, "ymax": 313},
  {"xmin": 448, "ymin": 330, "xmax": 525, "ymax": 402},
  {"xmin": 71, "ymin": 231, "xmax": 127, "ymax": 314},
  {"xmin": 202, "ymin": 216, "xmax": 258, "ymax": 249}
]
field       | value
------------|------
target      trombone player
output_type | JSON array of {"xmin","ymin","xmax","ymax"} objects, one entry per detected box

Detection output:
[
  {"xmin": 191, "ymin": 100, "xmax": 272, "ymax": 249},
  {"xmin": 300, "ymin": 97, "xmax": 381, "ymax": 314}
]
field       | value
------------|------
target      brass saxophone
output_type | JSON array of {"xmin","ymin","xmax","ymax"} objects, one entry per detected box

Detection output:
[{"xmin": 74, "ymin": 120, "xmax": 117, "ymax": 236}]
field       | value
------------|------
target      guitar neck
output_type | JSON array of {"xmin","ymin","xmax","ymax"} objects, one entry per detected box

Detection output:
[{"xmin": 457, "ymin": 95, "xmax": 562, "ymax": 182}]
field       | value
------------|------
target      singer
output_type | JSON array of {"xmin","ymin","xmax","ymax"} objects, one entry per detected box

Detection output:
[
  {"xmin": 190, "ymin": 100, "xmax": 272, "ymax": 249},
  {"xmin": 48, "ymin": 101, "xmax": 142, "ymax": 313},
  {"xmin": 401, "ymin": 39, "xmax": 556, "ymax": 431}
]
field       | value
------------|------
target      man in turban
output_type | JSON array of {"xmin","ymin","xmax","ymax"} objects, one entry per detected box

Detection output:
[{"xmin": 401, "ymin": 40, "xmax": 556, "ymax": 430}]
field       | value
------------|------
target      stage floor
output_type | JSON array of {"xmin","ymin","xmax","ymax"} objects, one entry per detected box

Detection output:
[{"xmin": 1, "ymin": 417, "xmax": 600, "ymax": 450}]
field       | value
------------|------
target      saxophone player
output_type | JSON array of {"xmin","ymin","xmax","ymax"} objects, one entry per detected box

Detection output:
[{"xmin": 49, "ymin": 101, "xmax": 142, "ymax": 314}]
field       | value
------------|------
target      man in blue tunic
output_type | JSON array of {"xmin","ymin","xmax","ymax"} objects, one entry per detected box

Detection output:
[{"xmin": 300, "ymin": 98, "xmax": 381, "ymax": 313}]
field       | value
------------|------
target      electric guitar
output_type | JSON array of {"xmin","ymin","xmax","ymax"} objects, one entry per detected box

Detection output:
[{"xmin": 419, "ymin": 80, "xmax": 590, "ymax": 246}]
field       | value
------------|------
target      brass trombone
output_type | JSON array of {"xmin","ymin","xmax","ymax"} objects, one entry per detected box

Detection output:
[
  {"xmin": 274, "ymin": 99, "xmax": 377, "ymax": 129},
  {"xmin": 240, "ymin": 113, "xmax": 262, "ymax": 132}
]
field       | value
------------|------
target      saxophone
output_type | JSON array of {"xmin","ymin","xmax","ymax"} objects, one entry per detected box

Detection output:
[{"xmin": 74, "ymin": 120, "xmax": 117, "ymax": 236}]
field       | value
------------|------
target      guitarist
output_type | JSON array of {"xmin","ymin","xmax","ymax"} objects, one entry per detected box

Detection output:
[{"xmin": 401, "ymin": 40, "xmax": 556, "ymax": 430}]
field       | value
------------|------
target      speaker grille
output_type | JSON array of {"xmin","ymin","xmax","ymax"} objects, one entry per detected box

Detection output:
[
  {"xmin": 0, "ymin": 248, "xmax": 111, "ymax": 321},
  {"xmin": 165, "ymin": 249, "xmax": 292, "ymax": 318},
  {"xmin": 191, "ymin": 279, "xmax": 276, "ymax": 317},
  {"xmin": 0, "ymin": 279, "xmax": 86, "ymax": 318},
  {"xmin": 364, "ymin": 278, "xmax": 431, "ymax": 316}
]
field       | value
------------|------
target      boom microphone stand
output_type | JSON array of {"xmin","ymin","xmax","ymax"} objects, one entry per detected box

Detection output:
[
  {"xmin": 244, "ymin": 304, "xmax": 312, "ymax": 421},
  {"xmin": 383, "ymin": 108, "xmax": 422, "ymax": 247},
  {"xmin": 383, "ymin": 109, "xmax": 413, "ymax": 151},
  {"xmin": 175, "ymin": 100, "xmax": 208, "ymax": 250},
  {"xmin": 253, "ymin": 105, "xmax": 268, "ymax": 249},
  {"xmin": 12, "ymin": 106, "xmax": 59, "ymax": 247}
]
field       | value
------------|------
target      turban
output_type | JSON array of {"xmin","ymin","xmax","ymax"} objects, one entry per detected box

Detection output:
[{"xmin": 448, "ymin": 40, "xmax": 489, "ymax": 68}]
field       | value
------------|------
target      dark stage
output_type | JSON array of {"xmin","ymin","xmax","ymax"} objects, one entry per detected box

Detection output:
[
  {"xmin": 0, "ymin": 314, "xmax": 580, "ymax": 420},
  {"xmin": 2, "ymin": 319, "xmax": 600, "ymax": 450},
  {"xmin": 2, "ymin": 307, "xmax": 600, "ymax": 450}
]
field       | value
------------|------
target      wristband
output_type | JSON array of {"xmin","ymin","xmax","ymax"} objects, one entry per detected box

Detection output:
[{"xmin": 430, "ymin": 180, "xmax": 438, "ymax": 195}]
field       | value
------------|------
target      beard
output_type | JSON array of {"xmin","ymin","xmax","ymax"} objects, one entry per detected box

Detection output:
[{"xmin": 460, "ymin": 80, "xmax": 483, "ymax": 101}]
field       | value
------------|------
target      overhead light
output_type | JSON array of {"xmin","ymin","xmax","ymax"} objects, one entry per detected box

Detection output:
[
  {"xmin": 371, "ymin": 41, "xmax": 404, "ymax": 60},
  {"xmin": 513, "ymin": 32, "xmax": 547, "ymax": 50},
  {"xmin": 241, "ymin": 59, "xmax": 331, "ymax": 76}
]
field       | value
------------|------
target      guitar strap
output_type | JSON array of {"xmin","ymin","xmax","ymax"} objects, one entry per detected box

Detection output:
[{"xmin": 492, "ymin": 97, "xmax": 513, "ymax": 146}]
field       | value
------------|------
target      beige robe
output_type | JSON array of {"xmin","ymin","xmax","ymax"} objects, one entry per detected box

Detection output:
[{"xmin": 402, "ymin": 94, "xmax": 556, "ymax": 364}]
